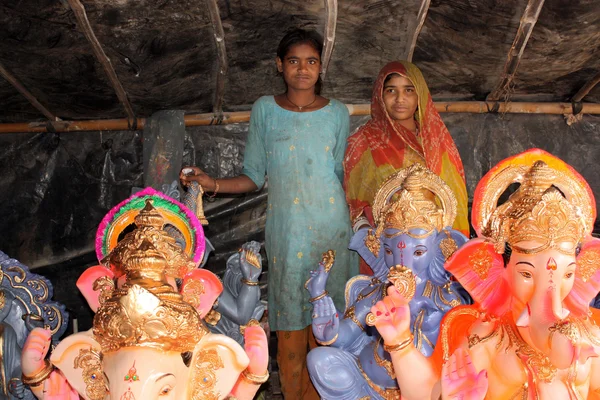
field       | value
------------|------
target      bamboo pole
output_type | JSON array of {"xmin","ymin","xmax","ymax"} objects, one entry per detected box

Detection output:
[
  {"xmin": 1, "ymin": 101, "xmax": 599, "ymax": 134},
  {"xmin": 404, "ymin": 0, "xmax": 431, "ymax": 61},
  {"xmin": 0, "ymin": 62, "xmax": 59, "ymax": 121},
  {"xmin": 320, "ymin": 0, "xmax": 338, "ymax": 81},
  {"xmin": 67, "ymin": 0, "xmax": 136, "ymax": 125},
  {"xmin": 572, "ymin": 71, "xmax": 600, "ymax": 103},
  {"xmin": 487, "ymin": 0, "xmax": 545, "ymax": 101},
  {"xmin": 205, "ymin": 0, "xmax": 228, "ymax": 114}
]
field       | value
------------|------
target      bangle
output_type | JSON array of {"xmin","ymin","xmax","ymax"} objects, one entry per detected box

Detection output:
[
  {"xmin": 241, "ymin": 369, "xmax": 269, "ymax": 385},
  {"xmin": 352, "ymin": 216, "xmax": 370, "ymax": 232},
  {"xmin": 209, "ymin": 179, "xmax": 220, "ymax": 198},
  {"xmin": 22, "ymin": 360, "xmax": 54, "ymax": 387},
  {"xmin": 241, "ymin": 278, "xmax": 259, "ymax": 286},
  {"xmin": 383, "ymin": 334, "xmax": 414, "ymax": 353},
  {"xmin": 316, "ymin": 333, "xmax": 338, "ymax": 346},
  {"xmin": 309, "ymin": 291, "xmax": 328, "ymax": 303}
]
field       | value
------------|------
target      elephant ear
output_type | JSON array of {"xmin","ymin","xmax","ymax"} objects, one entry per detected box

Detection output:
[
  {"xmin": 76, "ymin": 266, "xmax": 115, "ymax": 312},
  {"xmin": 50, "ymin": 330, "xmax": 105, "ymax": 400},
  {"xmin": 181, "ymin": 269, "xmax": 224, "ymax": 318},
  {"xmin": 564, "ymin": 238, "xmax": 600, "ymax": 318},
  {"xmin": 428, "ymin": 228, "xmax": 468, "ymax": 286},
  {"xmin": 444, "ymin": 238, "xmax": 510, "ymax": 316},
  {"xmin": 188, "ymin": 333, "xmax": 249, "ymax": 400}
]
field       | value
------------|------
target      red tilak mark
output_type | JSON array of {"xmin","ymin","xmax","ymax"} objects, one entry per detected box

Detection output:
[
  {"xmin": 398, "ymin": 241, "xmax": 406, "ymax": 249},
  {"xmin": 546, "ymin": 257, "xmax": 557, "ymax": 271}
]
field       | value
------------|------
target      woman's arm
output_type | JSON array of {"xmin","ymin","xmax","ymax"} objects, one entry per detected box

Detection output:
[{"xmin": 332, "ymin": 100, "xmax": 351, "ymax": 183}]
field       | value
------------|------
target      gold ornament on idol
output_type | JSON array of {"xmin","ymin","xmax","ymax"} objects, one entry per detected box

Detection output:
[
  {"xmin": 387, "ymin": 265, "xmax": 417, "ymax": 300},
  {"xmin": 365, "ymin": 163, "xmax": 458, "ymax": 256},
  {"xmin": 477, "ymin": 160, "xmax": 593, "ymax": 255},
  {"xmin": 94, "ymin": 201, "xmax": 209, "ymax": 354},
  {"xmin": 321, "ymin": 250, "xmax": 336, "ymax": 273},
  {"xmin": 365, "ymin": 265, "xmax": 416, "ymax": 327},
  {"xmin": 103, "ymin": 200, "xmax": 197, "ymax": 279}
]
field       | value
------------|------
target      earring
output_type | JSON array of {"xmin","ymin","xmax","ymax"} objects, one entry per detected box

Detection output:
[
  {"xmin": 365, "ymin": 229, "xmax": 381, "ymax": 256},
  {"xmin": 74, "ymin": 348, "xmax": 108, "ymax": 400}
]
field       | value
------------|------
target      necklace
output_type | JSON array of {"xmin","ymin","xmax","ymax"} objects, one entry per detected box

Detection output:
[{"xmin": 285, "ymin": 93, "xmax": 317, "ymax": 111}]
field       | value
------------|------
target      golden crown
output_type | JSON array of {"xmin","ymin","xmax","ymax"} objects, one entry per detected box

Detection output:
[
  {"xmin": 93, "ymin": 203, "xmax": 208, "ymax": 354},
  {"xmin": 482, "ymin": 160, "xmax": 589, "ymax": 255},
  {"xmin": 365, "ymin": 164, "xmax": 457, "ymax": 255},
  {"xmin": 105, "ymin": 200, "xmax": 196, "ymax": 279}
]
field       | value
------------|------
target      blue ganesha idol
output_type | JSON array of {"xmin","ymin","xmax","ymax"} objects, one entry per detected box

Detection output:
[{"xmin": 305, "ymin": 163, "xmax": 470, "ymax": 399}]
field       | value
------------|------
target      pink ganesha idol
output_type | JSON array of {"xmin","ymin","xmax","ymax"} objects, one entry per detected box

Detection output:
[
  {"xmin": 369, "ymin": 148, "xmax": 600, "ymax": 399},
  {"xmin": 20, "ymin": 189, "xmax": 269, "ymax": 400}
]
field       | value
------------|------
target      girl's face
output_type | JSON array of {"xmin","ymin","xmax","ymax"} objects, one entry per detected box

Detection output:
[
  {"xmin": 276, "ymin": 43, "xmax": 321, "ymax": 91},
  {"xmin": 382, "ymin": 75, "xmax": 418, "ymax": 123}
]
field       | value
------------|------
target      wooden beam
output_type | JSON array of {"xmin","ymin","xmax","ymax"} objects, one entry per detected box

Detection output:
[
  {"xmin": 205, "ymin": 0, "xmax": 228, "ymax": 114},
  {"xmin": 320, "ymin": 0, "xmax": 338, "ymax": 81},
  {"xmin": 572, "ymin": 71, "xmax": 600, "ymax": 103},
  {"xmin": 404, "ymin": 0, "xmax": 431, "ymax": 61},
  {"xmin": 2, "ymin": 101, "xmax": 600, "ymax": 133},
  {"xmin": 67, "ymin": 0, "xmax": 136, "ymax": 125},
  {"xmin": 487, "ymin": 0, "xmax": 545, "ymax": 101},
  {"xmin": 0, "ymin": 62, "xmax": 58, "ymax": 121}
]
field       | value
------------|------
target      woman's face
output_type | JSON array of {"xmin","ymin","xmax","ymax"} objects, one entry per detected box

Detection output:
[
  {"xmin": 276, "ymin": 43, "xmax": 321, "ymax": 91},
  {"xmin": 382, "ymin": 75, "xmax": 418, "ymax": 123}
]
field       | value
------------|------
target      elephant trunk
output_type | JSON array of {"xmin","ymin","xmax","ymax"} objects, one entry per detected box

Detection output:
[{"xmin": 524, "ymin": 286, "xmax": 574, "ymax": 370}]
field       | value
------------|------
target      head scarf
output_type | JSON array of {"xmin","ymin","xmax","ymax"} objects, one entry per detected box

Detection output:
[{"xmin": 344, "ymin": 61, "xmax": 469, "ymax": 236}]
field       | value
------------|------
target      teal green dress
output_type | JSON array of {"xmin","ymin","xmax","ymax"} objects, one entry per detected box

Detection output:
[{"xmin": 243, "ymin": 96, "xmax": 358, "ymax": 331}]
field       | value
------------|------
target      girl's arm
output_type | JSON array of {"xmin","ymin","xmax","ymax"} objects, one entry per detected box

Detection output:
[
  {"xmin": 180, "ymin": 98, "xmax": 266, "ymax": 195},
  {"xmin": 180, "ymin": 168, "xmax": 258, "ymax": 194}
]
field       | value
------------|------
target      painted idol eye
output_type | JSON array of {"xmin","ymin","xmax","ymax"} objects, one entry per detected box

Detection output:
[{"xmin": 159, "ymin": 386, "xmax": 173, "ymax": 396}]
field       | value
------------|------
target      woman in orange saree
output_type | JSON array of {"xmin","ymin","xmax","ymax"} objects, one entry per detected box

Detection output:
[{"xmin": 343, "ymin": 61, "xmax": 469, "ymax": 274}]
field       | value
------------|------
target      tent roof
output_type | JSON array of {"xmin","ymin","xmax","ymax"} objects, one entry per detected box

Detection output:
[{"xmin": 1, "ymin": 0, "xmax": 599, "ymax": 123}]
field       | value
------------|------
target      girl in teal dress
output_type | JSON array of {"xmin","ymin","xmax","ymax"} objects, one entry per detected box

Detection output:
[{"xmin": 181, "ymin": 29, "xmax": 357, "ymax": 399}]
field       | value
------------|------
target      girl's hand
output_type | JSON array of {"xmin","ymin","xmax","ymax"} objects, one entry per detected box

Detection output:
[
  {"xmin": 180, "ymin": 166, "xmax": 214, "ymax": 189},
  {"xmin": 442, "ymin": 348, "xmax": 488, "ymax": 400}
]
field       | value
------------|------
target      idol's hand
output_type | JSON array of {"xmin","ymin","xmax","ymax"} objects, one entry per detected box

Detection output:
[
  {"xmin": 243, "ymin": 323, "xmax": 269, "ymax": 375},
  {"xmin": 305, "ymin": 262, "xmax": 330, "ymax": 298},
  {"xmin": 369, "ymin": 285, "xmax": 411, "ymax": 345},
  {"xmin": 43, "ymin": 371, "xmax": 80, "ymax": 400},
  {"xmin": 311, "ymin": 296, "xmax": 339, "ymax": 344},
  {"xmin": 442, "ymin": 348, "xmax": 488, "ymax": 400},
  {"xmin": 21, "ymin": 328, "xmax": 51, "ymax": 377},
  {"xmin": 239, "ymin": 242, "xmax": 262, "ymax": 282},
  {"xmin": 8, "ymin": 379, "xmax": 25, "ymax": 399}
]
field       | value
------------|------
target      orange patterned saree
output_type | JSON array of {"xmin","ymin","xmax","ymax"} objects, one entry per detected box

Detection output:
[{"xmin": 343, "ymin": 61, "xmax": 469, "ymax": 237}]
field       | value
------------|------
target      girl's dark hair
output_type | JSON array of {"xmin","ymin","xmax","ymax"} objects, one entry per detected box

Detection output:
[{"xmin": 277, "ymin": 29, "xmax": 324, "ymax": 94}]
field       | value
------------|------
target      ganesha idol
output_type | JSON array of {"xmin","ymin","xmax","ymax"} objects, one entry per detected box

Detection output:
[
  {"xmin": 20, "ymin": 192, "xmax": 269, "ymax": 400},
  {"xmin": 370, "ymin": 149, "xmax": 600, "ymax": 400},
  {"xmin": 304, "ymin": 163, "xmax": 469, "ymax": 399}
]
